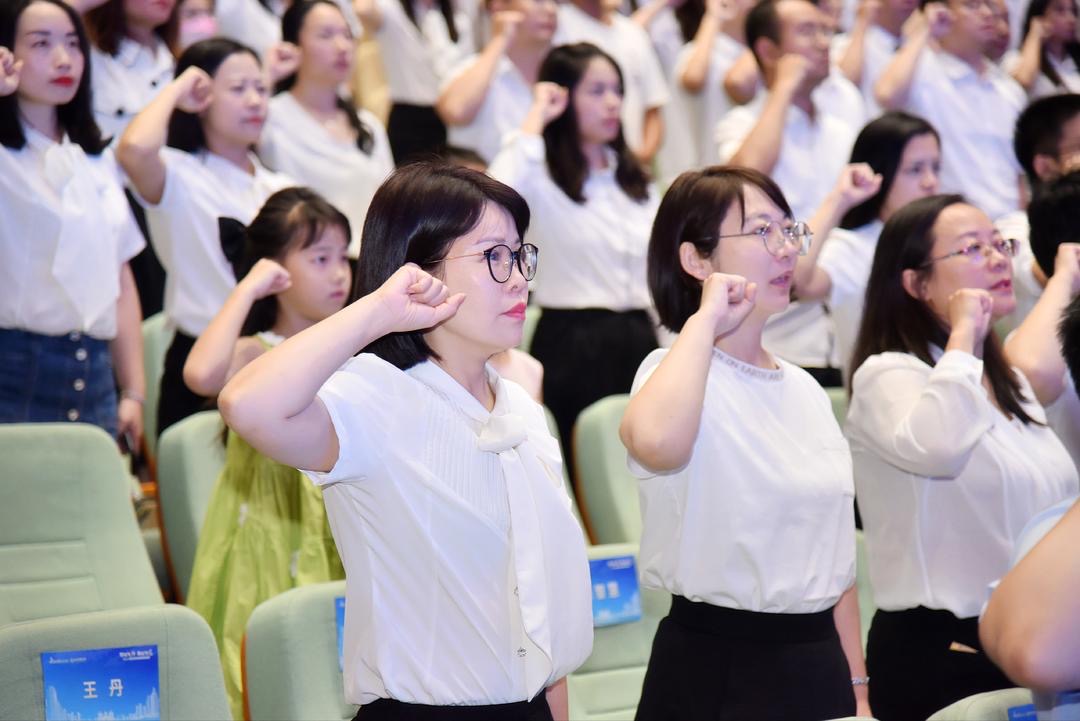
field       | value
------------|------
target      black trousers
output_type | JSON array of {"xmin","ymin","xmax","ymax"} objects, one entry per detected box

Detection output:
[
  {"xmin": 636, "ymin": 596, "xmax": 856, "ymax": 721},
  {"xmin": 528, "ymin": 307, "xmax": 657, "ymax": 481},
  {"xmin": 387, "ymin": 103, "xmax": 447, "ymax": 166},
  {"xmin": 355, "ymin": 696, "xmax": 552, "ymax": 721},
  {"xmin": 157, "ymin": 330, "xmax": 213, "ymax": 435},
  {"xmin": 866, "ymin": 607, "xmax": 1013, "ymax": 721}
]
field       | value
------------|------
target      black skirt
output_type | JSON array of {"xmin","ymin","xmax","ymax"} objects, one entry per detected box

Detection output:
[
  {"xmin": 528, "ymin": 307, "xmax": 657, "ymax": 475},
  {"xmin": 636, "ymin": 596, "xmax": 856, "ymax": 721},
  {"xmin": 866, "ymin": 606, "xmax": 1013, "ymax": 721},
  {"xmin": 157, "ymin": 330, "xmax": 213, "ymax": 435},
  {"xmin": 355, "ymin": 695, "xmax": 552, "ymax": 721},
  {"xmin": 387, "ymin": 103, "xmax": 447, "ymax": 166}
]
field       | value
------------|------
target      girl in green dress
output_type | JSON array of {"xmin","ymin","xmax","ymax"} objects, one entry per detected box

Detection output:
[{"xmin": 183, "ymin": 186, "xmax": 351, "ymax": 719}]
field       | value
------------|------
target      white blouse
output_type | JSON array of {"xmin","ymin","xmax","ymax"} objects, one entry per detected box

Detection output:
[
  {"xmin": 375, "ymin": 0, "xmax": 474, "ymax": 106},
  {"xmin": 442, "ymin": 55, "xmax": 533, "ymax": 164},
  {"xmin": 0, "ymin": 128, "xmax": 144, "ymax": 339},
  {"xmin": 90, "ymin": 38, "xmax": 174, "ymax": 141},
  {"xmin": 215, "ymin": 0, "xmax": 282, "ymax": 60},
  {"xmin": 259, "ymin": 92, "xmax": 393, "ymax": 257},
  {"xmin": 629, "ymin": 347, "xmax": 857, "ymax": 613},
  {"xmin": 488, "ymin": 132, "xmax": 658, "ymax": 311},
  {"xmin": 847, "ymin": 349, "xmax": 1078, "ymax": 619},
  {"xmin": 674, "ymin": 32, "xmax": 745, "ymax": 170},
  {"xmin": 817, "ymin": 219, "xmax": 882, "ymax": 371},
  {"xmin": 304, "ymin": 355, "xmax": 593, "ymax": 706},
  {"xmin": 1003, "ymin": 49, "xmax": 1080, "ymax": 99},
  {"xmin": 135, "ymin": 148, "xmax": 293, "ymax": 337}
]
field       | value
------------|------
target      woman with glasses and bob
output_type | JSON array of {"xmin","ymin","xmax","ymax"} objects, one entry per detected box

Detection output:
[
  {"xmin": 489, "ymin": 42, "xmax": 659, "ymax": 465},
  {"xmin": 620, "ymin": 166, "xmax": 868, "ymax": 721},
  {"xmin": 218, "ymin": 161, "xmax": 592, "ymax": 721},
  {"xmin": 845, "ymin": 193, "xmax": 1078, "ymax": 721}
]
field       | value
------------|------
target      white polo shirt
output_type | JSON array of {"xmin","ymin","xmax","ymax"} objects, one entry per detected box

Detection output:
[
  {"xmin": 90, "ymin": 37, "xmax": 174, "ymax": 141},
  {"xmin": 304, "ymin": 356, "xmax": 593, "ymax": 706},
  {"xmin": 375, "ymin": 0, "xmax": 474, "ymax": 106},
  {"xmin": 135, "ymin": 148, "xmax": 293, "ymax": 337},
  {"xmin": 671, "ymin": 31, "xmax": 745, "ymax": 169},
  {"xmin": 903, "ymin": 47, "xmax": 1026, "ymax": 221},
  {"xmin": 830, "ymin": 24, "xmax": 900, "ymax": 117},
  {"xmin": 442, "ymin": 54, "xmax": 534, "ymax": 164},
  {"xmin": 554, "ymin": 4, "xmax": 670, "ymax": 154}
]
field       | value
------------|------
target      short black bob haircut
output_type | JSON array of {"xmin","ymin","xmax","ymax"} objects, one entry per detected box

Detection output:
[
  {"xmin": 1028, "ymin": 168, "xmax": 1080, "ymax": 279},
  {"xmin": 353, "ymin": 161, "xmax": 530, "ymax": 369},
  {"xmin": 167, "ymin": 37, "xmax": 259, "ymax": 153},
  {"xmin": 647, "ymin": 165, "xmax": 792, "ymax": 333},
  {"xmin": 1013, "ymin": 93, "xmax": 1080, "ymax": 187}
]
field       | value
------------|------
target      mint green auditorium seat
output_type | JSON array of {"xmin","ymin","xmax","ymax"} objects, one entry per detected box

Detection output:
[
  {"xmin": 0, "ymin": 423, "xmax": 163, "ymax": 625},
  {"xmin": 155, "ymin": 411, "xmax": 227, "ymax": 601},
  {"xmin": 542, "ymin": 404, "xmax": 586, "ymax": 536},
  {"xmin": 567, "ymin": 543, "xmax": 670, "ymax": 721},
  {"xmin": 142, "ymin": 312, "xmax": 174, "ymax": 460},
  {"xmin": 855, "ymin": 530, "xmax": 875, "ymax": 651},
  {"xmin": 519, "ymin": 305, "xmax": 541, "ymax": 354},
  {"xmin": 573, "ymin": 395, "xmax": 641, "ymax": 544},
  {"xmin": 243, "ymin": 580, "xmax": 355, "ymax": 721},
  {"xmin": 0, "ymin": 604, "xmax": 230, "ymax": 720},
  {"xmin": 827, "ymin": 385, "xmax": 848, "ymax": 427},
  {"xmin": 928, "ymin": 688, "xmax": 1034, "ymax": 720}
]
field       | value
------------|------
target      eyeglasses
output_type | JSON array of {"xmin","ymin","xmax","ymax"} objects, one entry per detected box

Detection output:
[
  {"xmin": 442, "ymin": 243, "xmax": 539, "ymax": 283},
  {"xmin": 956, "ymin": 0, "xmax": 997, "ymax": 12},
  {"xmin": 919, "ymin": 236, "xmax": 1017, "ymax": 268},
  {"xmin": 715, "ymin": 220, "xmax": 812, "ymax": 257}
]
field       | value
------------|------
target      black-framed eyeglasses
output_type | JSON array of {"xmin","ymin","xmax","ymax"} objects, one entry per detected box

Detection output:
[
  {"xmin": 715, "ymin": 220, "xmax": 812, "ymax": 257},
  {"xmin": 919, "ymin": 236, "xmax": 1018, "ymax": 269},
  {"xmin": 443, "ymin": 243, "xmax": 539, "ymax": 283}
]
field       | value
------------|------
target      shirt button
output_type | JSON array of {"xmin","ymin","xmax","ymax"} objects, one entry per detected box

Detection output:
[
  {"xmin": 115, "ymin": 107, "xmax": 125, "ymax": 117},
  {"xmin": 69, "ymin": 331, "xmax": 81, "ymax": 342},
  {"xmin": 517, "ymin": 647, "xmax": 527, "ymax": 658},
  {"xmin": 514, "ymin": 586, "xmax": 519, "ymax": 596},
  {"xmin": 75, "ymin": 348, "xmax": 88, "ymax": 361},
  {"xmin": 67, "ymin": 409, "xmax": 79, "ymax": 421},
  {"xmin": 73, "ymin": 379, "xmax": 86, "ymax": 392}
]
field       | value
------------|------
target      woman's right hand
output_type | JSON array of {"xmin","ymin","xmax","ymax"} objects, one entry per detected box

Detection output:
[
  {"xmin": 947, "ymin": 287, "xmax": 993, "ymax": 350},
  {"xmin": 174, "ymin": 66, "xmax": 213, "ymax": 113},
  {"xmin": 532, "ymin": 81, "xmax": 569, "ymax": 126},
  {"xmin": 371, "ymin": 264, "xmax": 466, "ymax": 334},
  {"xmin": 0, "ymin": 47, "xmax": 21, "ymax": 98},
  {"xmin": 698, "ymin": 272, "xmax": 757, "ymax": 338},
  {"xmin": 240, "ymin": 258, "xmax": 292, "ymax": 300}
]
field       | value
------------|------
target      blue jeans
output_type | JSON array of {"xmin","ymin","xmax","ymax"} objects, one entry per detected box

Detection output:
[{"xmin": 0, "ymin": 328, "xmax": 118, "ymax": 438}]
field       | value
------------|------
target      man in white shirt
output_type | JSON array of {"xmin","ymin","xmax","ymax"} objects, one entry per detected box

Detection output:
[
  {"xmin": 875, "ymin": 0, "xmax": 1027, "ymax": 221},
  {"xmin": 553, "ymin": 0, "xmax": 670, "ymax": 163},
  {"xmin": 833, "ymin": 0, "xmax": 915, "ymax": 115},
  {"xmin": 437, "ymin": 0, "xmax": 557, "ymax": 163}
]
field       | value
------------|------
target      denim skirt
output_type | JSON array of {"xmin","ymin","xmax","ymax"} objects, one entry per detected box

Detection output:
[{"xmin": 0, "ymin": 328, "xmax": 118, "ymax": 438}]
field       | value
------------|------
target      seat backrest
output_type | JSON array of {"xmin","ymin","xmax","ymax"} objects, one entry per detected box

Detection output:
[
  {"xmin": 568, "ymin": 542, "xmax": 670, "ymax": 721},
  {"xmin": 0, "ymin": 604, "xmax": 231, "ymax": 721},
  {"xmin": 826, "ymin": 385, "xmax": 848, "ymax": 427},
  {"xmin": 855, "ymin": 529, "xmax": 874, "ymax": 651},
  {"xmin": 141, "ymin": 312, "xmax": 174, "ymax": 460},
  {"xmin": 573, "ymin": 395, "xmax": 641, "ymax": 545},
  {"xmin": 243, "ymin": 580, "xmax": 356, "ymax": 721},
  {"xmin": 927, "ymin": 688, "xmax": 1034, "ymax": 720},
  {"xmin": 156, "ymin": 411, "xmax": 227, "ymax": 601},
  {"xmin": 0, "ymin": 423, "xmax": 163, "ymax": 625}
]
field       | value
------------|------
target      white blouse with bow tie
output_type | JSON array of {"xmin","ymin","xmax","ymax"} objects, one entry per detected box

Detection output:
[
  {"xmin": 303, "ymin": 353, "xmax": 594, "ymax": 707},
  {"xmin": 0, "ymin": 127, "xmax": 144, "ymax": 339}
]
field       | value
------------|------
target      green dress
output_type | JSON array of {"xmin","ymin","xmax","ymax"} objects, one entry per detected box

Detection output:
[{"xmin": 186, "ymin": 335, "xmax": 344, "ymax": 720}]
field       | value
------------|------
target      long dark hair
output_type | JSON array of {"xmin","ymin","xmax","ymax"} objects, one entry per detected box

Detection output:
[
  {"xmin": 85, "ymin": 0, "xmax": 179, "ymax": 57},
  {"xmin": 399, "ymin": 0, "xmax": 458, "ymax": 43},
  {"xmin": 1022, "ymin": 0, "xmax": 1080, "ymax": 89},
  {"xmin": 648, "ymin": 166, "xmax": 792, "ymax": 332},
  {"xmin": 275, "ymin": 0, "xmax": 374, "ymax": 153},
  {"xmin": 673, "ymin": 0, "xmax": 706, "ymax": 42},
  {"xmin": 223, "ymin": 187, "xmax": 352, "ymax": 335},
  {"xmin": 849, "ymin": 194, "xmax": 1038, "ymax": 424},
  {"xmin": 0, "ymin": 0, "xmax": 107, "ymax": 153},
  {"xmin": 353, "ymin": 161, "xmax": 530, "ymax": 369},
  {"xmin": 840, "ymin": 112, "xmax": 940, "ymax": 230},
  {"xmin": 538, "ymin": 43, "xmax": 650, "ymax": 204},
  {"xmin": 166, "ymin": 37, "xmax": 259, "ymax": 153}
]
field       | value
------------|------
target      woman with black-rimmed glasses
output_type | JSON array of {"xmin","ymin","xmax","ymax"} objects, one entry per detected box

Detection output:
[
  {"xmin": 621, "ymin": 166, "xmax": 869, "ymax": 721},
  {"xmin": 845, "ymin": 194, "xmax": 1078, "ymax": 721}
]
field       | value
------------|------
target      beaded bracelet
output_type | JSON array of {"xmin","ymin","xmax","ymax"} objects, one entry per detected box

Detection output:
[{"xmin": 851, "ymin": 676, "xmax": 870, "ymax": 686}]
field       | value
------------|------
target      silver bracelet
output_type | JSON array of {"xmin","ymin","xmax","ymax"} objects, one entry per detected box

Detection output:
[{"xmin": 851, "ymin": 676, "xmax": 870, "ymax": 686}]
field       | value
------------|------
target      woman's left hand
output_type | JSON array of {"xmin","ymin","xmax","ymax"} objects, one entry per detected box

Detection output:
[{"xmin": 117, "ymin": 397, "xmax": 144, "ymax": 455}]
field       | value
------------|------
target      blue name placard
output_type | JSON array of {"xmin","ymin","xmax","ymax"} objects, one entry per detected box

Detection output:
[
  {"xmin": 1008, "ymin": 704, "xmax": 1038, "ymax": 721},
  {"xmin": 588, "ymin": 555, "xmax": 642, "ymax": 627},
  {"xmin": 42, "ymin": 644, "xmax": 160, "ymax": 721},
  {"xmin": 335, "ymin": 596, "xmax": 346, "ymax": 672}
]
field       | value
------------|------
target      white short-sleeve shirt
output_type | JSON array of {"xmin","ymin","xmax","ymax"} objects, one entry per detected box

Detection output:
[
  {"xmin": 259, "ymin": 92, "xmax": 393, "ymax": 256},
  {"xmin": 671, "ymin": 32, "xmax": 744, "ymax": 170},
  {"xmin": 442, "ymin": 54, "xmax": 533, "ymax": 164},
  {"xmin": 818, "ymin": 220, "xmax": 882, "ymax": 371},
  {"xmin": 904, "ymin": 48, "xmax": 1026, "ymax": 221},
  {"xmin": 488, "ymin": 132, "xmax": 658, "ymax": 310},
  {"xmin": 214, "ymin": 0, "xmax": 282, "ymax": 59},
  {"xmin": 135, "ymin": 148, "xmax": 293, "ymax": 337},
  {"xmin": 830, "ymin": 24, "xmax": 900, "ymax": 118},
  {"xmin": 554, "ymin": 4, "xmax": 670, "ymax": 153},
  {"xmin": 90, "ymin": 38, "xmax": 175, "ymax": 141},
  {"xmin": 0, "ymin": 128, "xmax": 144, "ymax": 339},
  {"xmin": 628, "ymin": 347, "xmax": 857, "ymax": 612},
  {"xmin": 847, "ymin": 348, "xmax": 1079, "ymax": 618},
  {"xmin": 303, "ymin": 355, "xmax": 593, "ymax": 706},
  {"xmin": 375, "ymin": 0, "xmax": 474, "ymax": 105}
]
